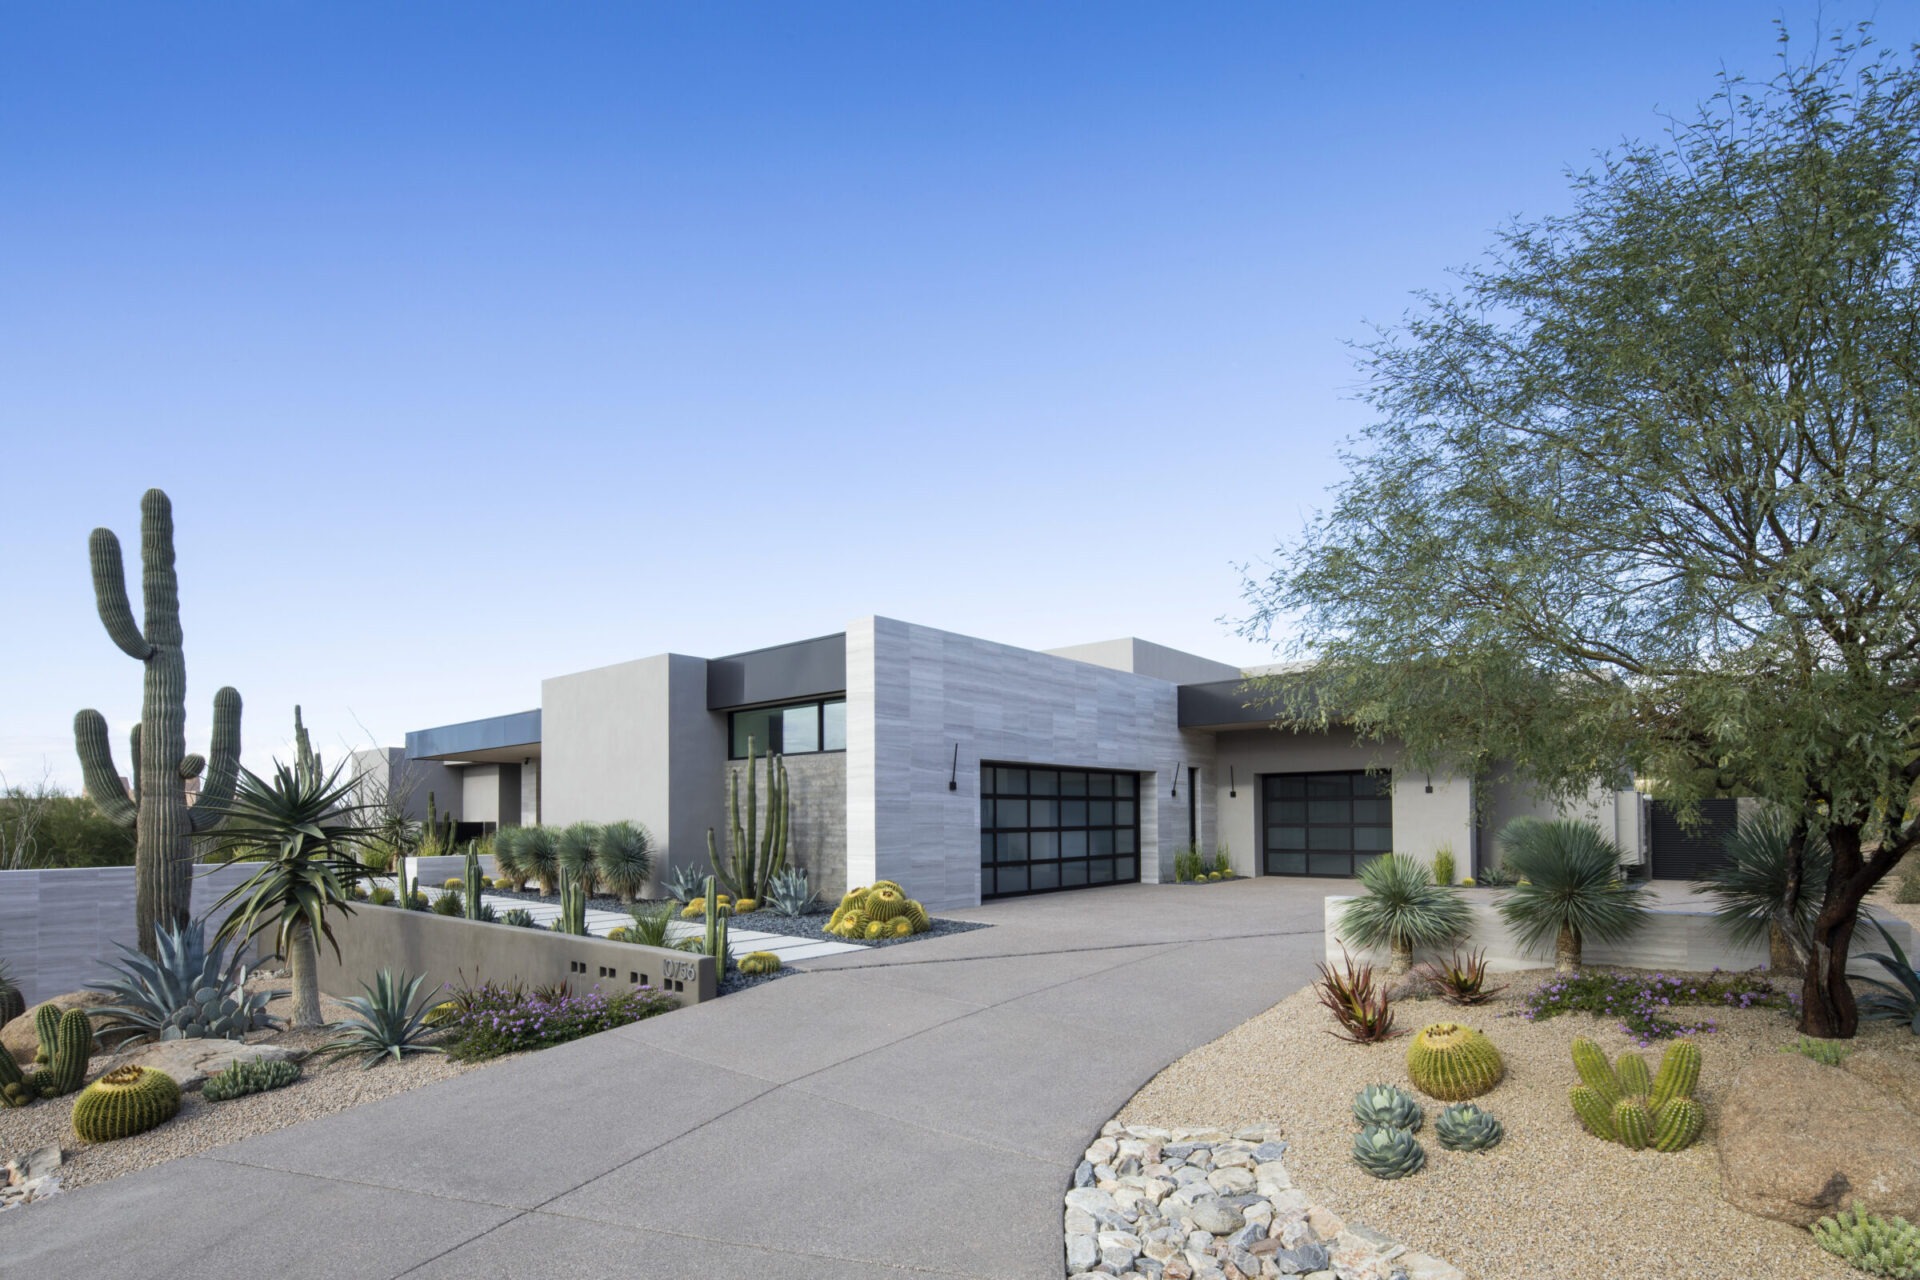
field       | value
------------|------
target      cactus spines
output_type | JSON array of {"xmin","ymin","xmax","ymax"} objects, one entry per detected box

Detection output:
[
  {"xmin": 864, "ymin": 886, "xmax": 908, "ymax": 922},
  {"xmin": 37, "ymin": 1008, "xmax": 94, "ymax": 1098},
  {"xmin": 74, "ymin": 490, "xmax": 244, "ymax": 957},
  {"xmin": 557, "ymin": 871, "xmax": 587, "ymax": 936},
  {"xmin": 1351, "ymin": 1124, "xmax": 1426, "ymax": 1179},
  {"xmin": 1352, "ymin": 1083, "xmax": 1423, "ymax": 1131},
  {"xmin": 1569, "ymin": 1037, "xmax": 1620, "ymax": 1106},
  {"xmin": 33, "ymin": 1003, "xmax": 61, "ymax": 1065},
  {"xmin": 824, "ymin": 884, "xmax": 931, "ymax": 940},
  {"xmin": 1650, "ymin": 1040, "xmax": 1701, "ymax": 1111},
  {"xmin": 1615, "ymin": 1051, "xmax": 1652, "ymax": 1098},
  {"xmin": 1569, "ymin": 1085, "xmax": 1615, "ymax": 1138},
  {"xmin": 0, "ymin": 1046, "xmax": 29, "ymax": 1107},
  {"xmin": 700, "ymin": 876, "xmax": 731, "ymax": 968},
  {"xmin": 739, "ymin": 951, "xmax": 782, "ymax": 976},
  {"xmin": 1405, "ymin": 1022, "xmax": 1505, "ymax": 1102},
  {"xmin": 1611, "ymin": 1097, "xmax": 1652, "ymax": 1150},
  {"xmin": 1652, "ymin": 1096, "xmax": 1705, "ymax": 1152},
  {"xmin": 462, "ymin": 842, "xmax": 485, "ymax": 922},
  {"xmin": 72, "ymin": 1064, "xmax": 181, "ymax": 1141},
  {"xmin": 1434, "ymin": 1102, "xmax": 1505, "ymax": 1152}
]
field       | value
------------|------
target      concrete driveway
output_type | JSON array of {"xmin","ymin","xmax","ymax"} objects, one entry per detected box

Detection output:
[{"xmin": 0, "ymin": 877, "xmax": 1344, "ymax": 1279}]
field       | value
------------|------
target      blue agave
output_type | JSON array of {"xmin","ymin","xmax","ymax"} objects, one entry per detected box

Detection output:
[{"xmin": 89, "ymin": 917, "xmax": 281, "ymax": 1043}]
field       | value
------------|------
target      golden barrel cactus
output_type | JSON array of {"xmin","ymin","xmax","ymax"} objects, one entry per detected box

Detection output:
[{"xmin": 1406, "ymin": 1022, "xmax": 1504, "ymax": 1101}]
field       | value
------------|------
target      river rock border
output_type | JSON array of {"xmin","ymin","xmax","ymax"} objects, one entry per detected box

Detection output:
[{"xmin": 1065, "ymin": 1122, "xmax": 1463, "ymax": 1280}]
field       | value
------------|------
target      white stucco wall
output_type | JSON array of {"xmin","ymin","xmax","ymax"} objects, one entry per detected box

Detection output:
[
  {"xmin": 846, "ymin": 617, "xmax": 1214, "ymax": 910},
  {"xmin": 1210, "ymin": 730, "xmax": 1474, "ymax": 879}
]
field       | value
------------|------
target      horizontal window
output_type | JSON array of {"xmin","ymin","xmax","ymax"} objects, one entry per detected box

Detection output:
[{"xmin": 728, "ymin": 698, "xmax": 846, "ymax": 760}]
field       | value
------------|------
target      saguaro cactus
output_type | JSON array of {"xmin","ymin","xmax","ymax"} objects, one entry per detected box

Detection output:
[{"xmin": 73, "ymin": 490, "xmax": 243, "ymax": 958}]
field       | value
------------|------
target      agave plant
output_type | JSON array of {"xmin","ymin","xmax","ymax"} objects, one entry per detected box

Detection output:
[
  {"xmin": 320, "ymin": 968, "xmax": 443, "ymax": 1068},
  {"xmin": 1495, "ymin": 819, "xmax": 1649, "ymax": 973},
  {"xmin": 90, "ymin": 917, "xmax": 281, "ymax": 1044},
  {"xmin": 1316, "ymin": 949, "xmax": 1401, "ymax": 1042},
  {"xmin": 499, "ymin": 907, "xmax": 540, "ymax": 929},
  {"xmin": 663, "ymin": 862, "xmax": 709, "ymax": 905},
  {"xmin": 764, "ymin": 867, "xmax": 817, "ymax": 917},
  {"xmin": 621, "ymin": 901, "xmax": 677, "ymax": 949},
  {"xmin": 1856, "ymin": 917, "xmax": 1920, "ymax": 1034},
  {"xmin": 1415, "ymin": 948, "xmax": 1507, "ymax": 1006},
  {"xmin": 1339, "ymin": 854, "xmax": 1472, "ymax": 974},
  {"xmin": 595, "ymin": 821, "xmax": 655, "ymax": 903},
  {"xmin": 1698, "ymin": 814, "xmax": 1831, "ymax": 974}
]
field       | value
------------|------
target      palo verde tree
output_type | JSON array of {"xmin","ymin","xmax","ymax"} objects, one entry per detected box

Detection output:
[{"xmin": 1242, "ymin": 27, "xmax": 1920, "ymax": 1038}]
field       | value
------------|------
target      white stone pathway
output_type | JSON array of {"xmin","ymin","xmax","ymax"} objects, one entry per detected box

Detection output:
[{"xmin": 374, "ymin": 880, "xmax": 865, "ymax": 963}]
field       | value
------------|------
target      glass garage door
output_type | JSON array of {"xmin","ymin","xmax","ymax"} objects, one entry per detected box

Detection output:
[
  {"xmin": 1262, "ymin": 771, "xmax": 1392, "ymax": 877},
  {"xmin": 980, "ymin": 764, "xmax": 1140, "ymax": 898}
]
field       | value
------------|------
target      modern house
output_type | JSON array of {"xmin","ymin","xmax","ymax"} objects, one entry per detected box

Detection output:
[{"xmin": 372, "ymin": 616, "xmax": 1644, "ymax": 911}]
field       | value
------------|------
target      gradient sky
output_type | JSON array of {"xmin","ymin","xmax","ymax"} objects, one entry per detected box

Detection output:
[{"xmin": 2, "ymin": 2, "xmax": 1904, "ymax": 787}]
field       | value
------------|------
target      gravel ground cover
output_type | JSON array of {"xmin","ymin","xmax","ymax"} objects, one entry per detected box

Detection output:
[
  {"xmin": 1120, "ymin": 969, "xmax": 1920, "ymax": 1280},
  {"xmin": 0, "ymin": 977, "xmax": 491, "ymax": 1195}
]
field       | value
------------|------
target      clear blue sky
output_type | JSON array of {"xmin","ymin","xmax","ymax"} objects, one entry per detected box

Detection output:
[{"xmin": 2, "ymin": 2, "xmax": 1903, "ymax": 787}]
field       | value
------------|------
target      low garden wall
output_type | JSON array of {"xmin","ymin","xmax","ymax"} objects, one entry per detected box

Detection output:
[
  {"xmin": 1324, "ymin": 892, "xmax": 1918, "ymax": 975},
  {"xmin": 405, "ymin": 853, "xmax": 499, "ymax": 887},
  {"xmin": 312, "ymin": 905, "xmax": 718, "ymax": 1006},
  {"xmin": 0, "ymin": 863, "xmax": 265, "ymax": 1004}
]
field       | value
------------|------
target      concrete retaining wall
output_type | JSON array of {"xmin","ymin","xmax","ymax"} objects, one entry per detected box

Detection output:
[
  {"xmin": 0, "ymin": 864, "xmax": 265, "ymax": 1004},
  {"xmin": 1325, "ymin": 893, "xmax": 1918, "ymax": 976},
  {"xmin": 311, "ymin": 904, "xmax": 718, "ymax": 1006}
]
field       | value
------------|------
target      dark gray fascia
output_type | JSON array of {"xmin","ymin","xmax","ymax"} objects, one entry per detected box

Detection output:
[
  {"xmin": 1176, "ymin": 679, "xmax": 1274, "ymax": 729},
  {"xmin": 406, "ymin": 709, "xmax": 542, "ymax": 760},
  {"xmin": 706, "ymin": 632, "xmax": 847, "ymax": 710}
]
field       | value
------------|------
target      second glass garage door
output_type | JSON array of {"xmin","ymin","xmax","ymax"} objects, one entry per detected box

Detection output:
[
  {"xmin": 980, "ymin": 764, "xmax": 1140, "ymax": 898},
  {"xmin": 1261, "ymin": 770, "xmax": 1393, "ymax": 876}
]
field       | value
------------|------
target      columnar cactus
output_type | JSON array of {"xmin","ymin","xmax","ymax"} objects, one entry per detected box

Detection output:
[
  {"xmin": 1567, "ymin": 1037, "xmax": 1705, "ymax": 1152},
  {"xmin": 702, "ymin": 875, "xmax": 731, "ymax": 969},
  {"xmin": 0, "ymin": 1046, "xmax": 30, "ymax": 1107},
  {"xmin": 73, "ymin": 490, "xmax": 243, "ymax": 957},
  {"xmin": 72, "ymin": 1065, "xmax": 181, "ymax": 1141},
  {"xmin": 557, "ymin": 871, "xmax": 587, "ymax": 936},
  {"xmin": 463, "ymin": 842, "xmax": 485, "ymax": 921},
  {"xmin": 36, "ymin": 1008, "xmax": 93, "ymax": 1098},
  {"xmin": 707, "ymin": 737, "xmax": 790, "ymax": 902}
]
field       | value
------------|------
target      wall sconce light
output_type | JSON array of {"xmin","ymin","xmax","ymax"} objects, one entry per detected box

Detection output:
[
  {"xmin": 1171, "ymin": 763, "xmax": 1183, "ymax": 799},
  {"xmin": 1424, "ymin": 771, "xmax": 1434, "ymax": 794},
  {"xmin": 948, "ymin": 743, "xmax": 959, "ymax": 792},
  {"xmin": 1229, "ymin": 766, "xmax": 1237, "ymax": 798}
]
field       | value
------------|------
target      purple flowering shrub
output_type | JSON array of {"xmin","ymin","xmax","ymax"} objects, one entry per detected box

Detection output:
[
  {"xmin": 1516, "ymin": 968, "xmax": 1787, "ymax": 1045},
  {"xmin": 443, "ymin": 982, "xmax": 678, "ymax": 1061}
]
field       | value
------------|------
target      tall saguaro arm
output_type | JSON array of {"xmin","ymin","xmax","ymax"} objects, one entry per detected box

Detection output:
[{"xmin": 71, "ymin": 489, "xmax": 244, "ymax": 956}]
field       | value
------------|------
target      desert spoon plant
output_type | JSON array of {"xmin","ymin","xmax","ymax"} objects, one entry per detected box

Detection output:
[
  {"xmin": 73, "ymin": 489, "xmax": 244, "ymax": 957},
  {"xmin": 1338, "ymin": 853, "xmax": 1471, "ymax": 975}
]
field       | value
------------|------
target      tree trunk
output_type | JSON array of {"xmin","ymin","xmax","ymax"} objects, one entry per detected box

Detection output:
[
  {"xmin": 1767, "ymin": 920, "xmax": 1803, "ymax": 976},
  {"xmin": 287, "ymin": 921, "xmax": 323, "ymax": 1028},
  {"xmin": 1389, "ymin": 940, "xmax": 1413, "ymax": 976},
  {"xmin": 1799, "ymin": 822, "xmax": 1904, "ymax": 1039},
  {"xmin": 1555, "ymin": 923, "xmax": 1581, "ymax": 974}
]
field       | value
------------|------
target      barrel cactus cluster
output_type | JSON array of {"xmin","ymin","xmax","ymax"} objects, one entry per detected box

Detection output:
[
  {"xmin": 826, "ymin": 882, "xmax": 931, "ymax": 940},
  {"xmin": 1406, "ymin": 1022, "xmax": 1505, "ymax": 1101},
  {"xmin": 738, "ymin": 952, "xmax": 783, "ymax": 976},
  {"xmin": 72, "ymin": 1064, "xmax": 181, "ymax": 1141},
  {"xmin": 0, "ymin": 1005, "xmax": 96, "ymax": 1102},
  {"xmin": 1568, "ymin": 1037, "xmax": 1704, "ymax": 1153}
]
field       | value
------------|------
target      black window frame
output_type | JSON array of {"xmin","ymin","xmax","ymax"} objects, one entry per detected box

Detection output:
[
  {"xmin": 727, "ymin": 698, "xmax": 847, "ymax": 760},
  {"xmin": 980, "ymin": 762, "xmax": 1142, "ymax": 899},
  {"xmin": 1260, "ymin": 769, "xmax": 1393, "ymax": 878}
]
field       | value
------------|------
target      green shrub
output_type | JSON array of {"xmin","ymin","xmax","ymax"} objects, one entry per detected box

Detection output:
[
  {"xmin": 1784, "ymin": 1035, "xmax": 1851, "ymax": 1067},
  {"xmin": 1432, "ymin": 845, "xmax": 1456, "ymax": 886},
  {"xmin": 1173, "ymin": 844, "xmax": 1204, "ymax": 883},
  {"xmin": 202, "ymin": 1057, "xmax": 301, "ymax": 1102},
  {"xmin": 368, "ymin": 886, "xmax": 396, "ymax": 906}
]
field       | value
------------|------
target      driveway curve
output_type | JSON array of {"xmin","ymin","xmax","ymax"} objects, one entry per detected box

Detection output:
[{"xmin": 0, "ymin": 878, "xmax": 1342, "ymax": 1280}]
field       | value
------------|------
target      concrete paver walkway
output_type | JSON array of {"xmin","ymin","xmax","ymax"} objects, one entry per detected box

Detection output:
[{"xmin": 0, "ymin": 877, "xmax": 1346, "ymax": 1279}]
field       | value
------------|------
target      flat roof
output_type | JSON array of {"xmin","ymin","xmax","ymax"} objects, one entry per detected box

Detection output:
[{"xmin": 406, "ymin": 709, "xmax": 542, "ymax": 761}]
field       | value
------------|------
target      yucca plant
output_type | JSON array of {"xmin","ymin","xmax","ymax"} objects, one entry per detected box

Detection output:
[
  {"xmin": 1339, "ymin": 853, "xmax": 1472, "ymax": 975},
  {"xmin": 1415, "ymin": 947, "xmax": 1506, "ymax": 1006},
  {"xmin": 595, "ymin": 821, "xmax": 654, "ymax": 903},
  {"xmin": 320, "ymin": 968, "xmax": 443, "ymax": 1068},
  {"xmin": 1699, "ymin": 814, "xmax": 1831, "ymax": 975},
  {"xmin": 90, "ymin": 917, "xmax": 280, "ymax": 1044},
  {"xmin": 490, "ymin": 826, "xmax": 529, "ymax": 891},
  {"xmin": 207, "ymin": 756, "xmax": 374, "ymax": 1027},
  {"xmin": 519, "ymin": 826, "xmax": 560, "ymax": 896},
  {"xmin": 1316, "ymin": 949, "xmax": 1401, "ymax": 1042},
  {"xmin": 555, "ymin": 822, "xmax": 602, "ymax": 897},
  {"xmin": 622, "ymin": 900, "xmax": 677, "ymax": 948},
  {"xmin": 1496, "ymin": 819, "xmax": 1649, "ymax": 973}
]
